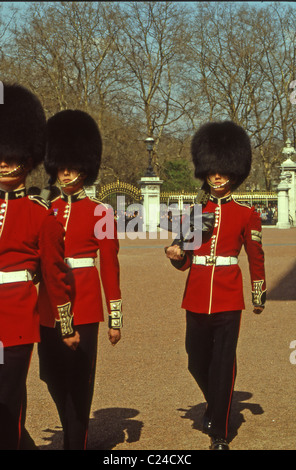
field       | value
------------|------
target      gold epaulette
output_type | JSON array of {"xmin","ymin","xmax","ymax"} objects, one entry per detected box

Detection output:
[
  {"xmin": 232, "ymin": 197, "xmax": 252, "ymax": 209},
  {"xmin": 89, "ymin": 196, "xmax": 109, "ymax": 209},
  {"xmin": 28, "ymin": 195, "xmax": 51, "ymax": 209},
  {"xmin": 195, "ymin": 189, "xmax": 210, "ymax": 205}
]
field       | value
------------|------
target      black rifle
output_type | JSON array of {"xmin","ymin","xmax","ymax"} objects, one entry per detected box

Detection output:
[{"xmin": 163, "ymin": 188, "xmax": 215, "ymax": 269}]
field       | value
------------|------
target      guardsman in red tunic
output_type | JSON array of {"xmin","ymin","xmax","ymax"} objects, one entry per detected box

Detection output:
[
  {"xmin": 37, "ymin": 109, "xmax": 122, "ymax": 450},
  {"xmin": 0, "ymin": 84, "xmax": 78, "ymax": 450},
  {"xmin": 166, "ymin": 121, "xmax": 266, "ymax": 450}
]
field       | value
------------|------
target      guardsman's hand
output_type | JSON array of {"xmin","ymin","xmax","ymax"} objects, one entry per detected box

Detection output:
[
  {"xmin": 253, "ymin": 306, "xmax": 264, "ymax": 315},
  {"xmin": 63, "ymin": 330, "xmax": 80, "ymax": 350},
  {"xmin": 108, "ymin": 328, "xmax": 121, "ymax": 346},
  {"xmin": 165, "ymin": 245, "xmax": 184, "ymax": 261}
]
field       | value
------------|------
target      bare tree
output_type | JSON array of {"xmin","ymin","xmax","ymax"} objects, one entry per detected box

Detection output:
[
  {"xmin": 11, "ymin": 2, "xmax": 146, "ymax": 185},
  {"xmin": 0, "ymin": 3, "xmax": 20, "ymax": 81},
  {"xmin": 107, "ymin": 1, "xmax": 192, "ymax": 173},
  {"xmin": 182, "ymin": 2, "xmax": 296, "ymax": 189},
  {"xmin": 3, "ymin": 1, "xmax": 296, "ymax": 190},
  {"xmin": 13, "ymin": 2, "xmax": 124, "ymax": 120}
]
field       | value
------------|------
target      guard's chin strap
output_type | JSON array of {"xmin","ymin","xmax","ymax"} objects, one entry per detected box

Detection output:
[
  {"xmin": 57, "ymin": 172, "xmax": 85, "ymax": 188},
  {"xmin": 207, "ymin": 177, "xmax": 230, "ymax": 189},
  {"xmin": 0, "ymin": 164, "xmax": 26, "ymax": 178}
]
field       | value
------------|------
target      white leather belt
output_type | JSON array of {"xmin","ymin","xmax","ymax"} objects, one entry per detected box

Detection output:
[
  {"xmin": 192, "ymin": 255, "xmax": 238, "ymax": 266},
  {"xmin": 0, "ymin": 269, "xmax": 33, "ymax": 285},
  {"xmin": 65, "ymin": 257, "xmax": 95, "ymax": 269}
]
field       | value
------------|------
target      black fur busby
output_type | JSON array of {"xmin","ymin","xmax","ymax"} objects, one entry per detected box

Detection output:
[
  {"xmin": 45, "ymin": 109, "xmax": 102, "ymax": 186},
  {"xmin": 0, "ymin": 83, "xmax": 46, "ymax": 169},
  {"xmin": 191, "ymin": 121, "xmax": 252, "ymax": 190}
]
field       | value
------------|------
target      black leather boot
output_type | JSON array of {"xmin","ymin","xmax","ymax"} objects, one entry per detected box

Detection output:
[{"xmin": 210, "ymin": 436, "xmax": 229, "ymax": 450}]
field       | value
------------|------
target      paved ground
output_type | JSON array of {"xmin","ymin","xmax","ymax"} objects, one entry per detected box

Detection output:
[{"xmin": 24, "ymin": 226, "xmax": 296, "ymax": 451}]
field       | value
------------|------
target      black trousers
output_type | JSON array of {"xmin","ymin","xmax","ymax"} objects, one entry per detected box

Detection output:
[
  {"xmin": 185, "ymin": 310, "xmax": 242, "ymax": 440},
  {"xmin": 38, "ymin": 323, "xmax": 99, "ymax": 450},
  {"xmin": 0, "ymin": 343, "xmax": 33, "ymax": 449}
]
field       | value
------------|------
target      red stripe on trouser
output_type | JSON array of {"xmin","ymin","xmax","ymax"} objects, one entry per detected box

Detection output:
[
  {"xmin": 224, "ymin": 359, "xmax": 236, "ymax": 440},
  {"xmin": 17, "ymin": 348, "xmax": 33, "ymax": 450},
  {"xmin": 84, "ymin": 429, "xmax": 88, "ymax": 450},
  {"xmin": 83, "ymin": 351, "xmax": 97, "ymax": 450},
  {"xmin": 224, "ymin": 313, "xmax": 242, "ymax": 439},
  {"xmin": 17, "ymin": 402, "xmax": 23, "ymax": 450}
]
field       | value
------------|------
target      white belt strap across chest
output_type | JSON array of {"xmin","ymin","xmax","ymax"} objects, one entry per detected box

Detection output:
[
  {"xmin": 0, "ymin": 269, "xmax": 33, "ymax": 284},
  {"xmin": 192, "ymin": 255, "xmax": 238, "ymax": 266},
  {"xmin": 65, "ymin": 257, "xmax": 95, "ymax": 269}
]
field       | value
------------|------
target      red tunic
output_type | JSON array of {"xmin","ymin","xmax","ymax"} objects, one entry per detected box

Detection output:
[
  {"xmin": 0, "ymin": 188, "xmax": 72, "ymax": 347},
  {"xmin": 180, "ymin": 194, "xmax": 266, "ymax": 314},
  {"xmin": 38, "ymin": 189, "xmax": 121, "ymax": 327}
]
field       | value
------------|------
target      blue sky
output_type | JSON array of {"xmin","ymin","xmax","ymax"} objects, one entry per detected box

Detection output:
[{"xmin": 1, "ymin": 1, "xmax": 295, "ymax": 23}]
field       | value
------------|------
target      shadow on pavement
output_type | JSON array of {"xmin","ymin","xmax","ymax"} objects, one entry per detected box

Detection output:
[
  {"xmin": 268, "ymin": 261, "xmax": 296, "ymax": 301},
  {"xmin": 178, "ymin": 390, "xmax": 264, "ymax": 443},
  {"xmin": 35, "ymin": 407, "xmax": 142, "ymax": 450}
]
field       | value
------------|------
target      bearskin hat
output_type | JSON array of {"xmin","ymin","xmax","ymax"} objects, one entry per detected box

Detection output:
[
  {"xmin": 0, "ymin": 83, "xmax": 46, "ymax": 169},
  {"xmin": 45, "ymin": 109, "xmax": 102, "ymax": 186},
  {"xmin": 191, "ymin": 121, "xmax": 252, "ymax": 190}
]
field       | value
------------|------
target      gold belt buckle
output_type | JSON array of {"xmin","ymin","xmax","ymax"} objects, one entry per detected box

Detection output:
[{"xmin": 205, "ymin": 255, "xmax": 216, "ymax": 265}]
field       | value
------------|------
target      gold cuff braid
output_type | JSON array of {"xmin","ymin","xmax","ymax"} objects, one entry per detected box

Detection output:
[
  {"xmin": 109, "ymin": 299, "xmax": 123, "ymax": 329},
  {"xmin": 252, "ymin": 280, "xmax": 266, "ymax": 307},
  {"xmin": 56, "ymin": 302, "xmax": 74, "ymax": 337}
]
